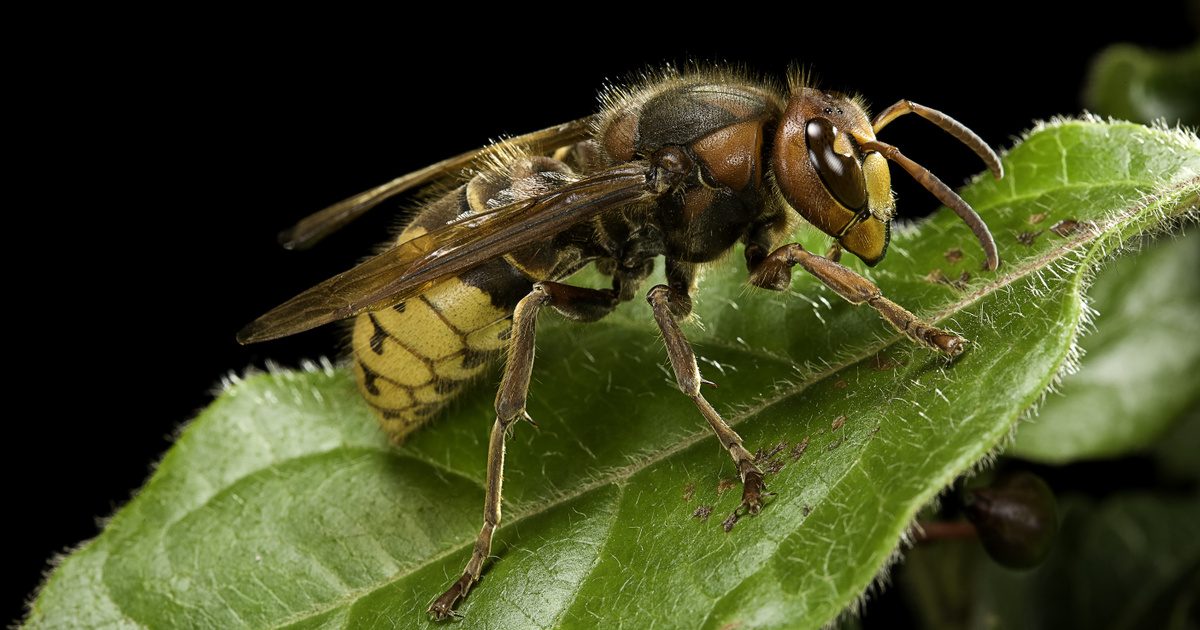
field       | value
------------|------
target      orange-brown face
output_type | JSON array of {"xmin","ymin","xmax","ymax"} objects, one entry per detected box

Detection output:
[{"xmin": 772, "ymin": 88, "xmax": 894, "ymax": 265}]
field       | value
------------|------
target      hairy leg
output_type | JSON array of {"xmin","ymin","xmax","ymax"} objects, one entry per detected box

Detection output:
[
  {"xmin": 646, "ymin": 284, "xmax": 767, "ymax": 524},
  {"xmin": 427, "ymin": 281, "xmax": 619, "ymax": 619},
  {"xmin": 750, "ymin": 242, "xmax": 965, "ymax": 355}
]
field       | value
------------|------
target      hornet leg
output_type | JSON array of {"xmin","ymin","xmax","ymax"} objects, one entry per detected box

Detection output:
[
  {"xmin": 751, "ymin": 243, "xmax": 966, "ymax": 355},
  {"xmin": 646, "ymin": 284, "xmax": 768, "ymax": 527},
  {"xmin": 428, "ymin": 282, "xmax": 618, "ymax": 620}
]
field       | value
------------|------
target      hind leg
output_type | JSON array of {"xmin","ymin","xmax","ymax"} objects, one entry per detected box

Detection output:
[{"xmin": 427, "ymin": 281, "xmax": 618, "ymax": 620}]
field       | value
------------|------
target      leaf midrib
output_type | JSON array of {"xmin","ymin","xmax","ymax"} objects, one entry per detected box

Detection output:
[{"xmin": 265, "ymin": 175, "xmax": 1197, "ymax": 628}]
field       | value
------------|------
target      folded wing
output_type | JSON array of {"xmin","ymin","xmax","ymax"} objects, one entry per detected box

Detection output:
[
  {"xmin": 278, "ymin": 116, "xmax": 597, "ymax": 250},
  {"xmin": 239, "ymin": 161, "xmax": 651, "ymax": 344}
]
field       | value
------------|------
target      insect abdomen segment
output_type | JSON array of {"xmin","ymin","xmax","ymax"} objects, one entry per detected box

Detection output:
[
  {"xmin": 351, "ymin": 272, "xmax": 516, "ymax": 442},
  {"xmin": 350, "ymin": 172, "xmax": 548, "ymax": 442}
]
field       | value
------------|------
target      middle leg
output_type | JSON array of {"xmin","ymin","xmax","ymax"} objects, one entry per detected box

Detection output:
[{"xmin": 646, "ymin": 284, "xmax": 767, "ymax": 522}]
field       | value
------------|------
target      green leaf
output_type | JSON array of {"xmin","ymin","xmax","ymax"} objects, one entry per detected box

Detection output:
[
  {"xmin": 26, "ymin": 121, "xmax": 1200, "ymax": 629},
  {"xmin": 1085, "ymin": 43, "xmax": 1200, "ymax": 127},
  {"xmin": 1154, "ymin": 403, "xmax": 1200, "ymax": 484},
  {"xmin": 978, "ymin": 494, "xmax": 1200, "ymax": 630},
  {"xmin": 900, "ymin": 493, "xmax": 1200, "ymax": 630},
  {"xmin": 1009, "ymin": 231, "xmax": 1200, "ymax": 463}
]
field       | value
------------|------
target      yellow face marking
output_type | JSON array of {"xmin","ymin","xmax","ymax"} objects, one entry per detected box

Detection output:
[
  {"xmin": 840, "ymin": 216, "xmax": 888, "ymax": 266},
  {"xmin": 862, "ymin": 152, "xmax": 894, "ymax": 220}
]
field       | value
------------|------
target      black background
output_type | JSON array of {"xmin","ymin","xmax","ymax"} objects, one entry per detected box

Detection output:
[{"xmin": 10, "ymin": 5, "xmax": 1198, "ymax": 625}]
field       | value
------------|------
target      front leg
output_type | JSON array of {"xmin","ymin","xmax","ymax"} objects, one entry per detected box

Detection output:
[
  {"xmin": 428, "ymin": 281, "xmax": 618, "ymax": 620},
  {"xmin": 751, "ymin": 243, "xmax": 966, "ymax": 355},
  {"xmin": 743, "ymin": 215, "xmax": 789, "ymax": 287},
  {"xmin": 646, "ymin": 284, "xmax": 767, "ymax": 525},
  {"xmin": 664, "ymin": 259, "xmax": 699, "ymax": 319}
]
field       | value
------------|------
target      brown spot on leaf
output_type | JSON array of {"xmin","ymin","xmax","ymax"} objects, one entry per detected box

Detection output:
[
  {"xmin": 944, "ymin": 247, "xmax": 964, "ymax": 263},
  {"xmin": 802, "ymin": 504, "xmax": 812, "ymax": 516},
  {"xmin": 722, "ymin": 511, "xmax": 740, "ymax": 532},
  {"xmin": 831, "ymin": 415, "xmax": 846, "ymax": 431},
  {"xmin": 682, "ymin": 483, "xmax": 695, "ymax": 502},
  {"xmin": 1017, "ymin": 230, "xmax": 1043, "ymax": 246},
  {"xmin": 1051, "ymin": 219, "xmax": 1091, "ymax": 236},
  {"xmin": 1028, "ymin": 212, "xmax": 1047, "ymax": 224},
  {"xmin": 872, "ymin": 354, "xmax": 902, "ymax": 371},
  {"xmin": 926, "ymin": 268, "xmax": 971, "ymax": 290},
  {"xmin": 717, "ymin": 478, "xmax": 737, "ymax": 495},
  {"xmin": 765, "ymin": 459, "xmax": 786, "ymax": 475},
  {"xmin": 717, "ymin": 622, "xmax": 744, "ymax": 630},
  {"xmin": 756, "ymin": 441, "xmax": 786, "ymax": 462},
  {"xmin": 870, "ymin": 425, "xmax": 881, "ymax": 437},
  {"xmin": 692, "ymin": 505, "xmax": 713, "ymax": 521},
  {"xmin": 833, "ymin": 379, "xmax": 848, "ymax": 390},
  {"xmin": 827, "ymin": 435, "xmax": 844, "ymax": 451},
  {"xmin": 791, "ymin": 436, "xmax": 810, "ymax": 460}
]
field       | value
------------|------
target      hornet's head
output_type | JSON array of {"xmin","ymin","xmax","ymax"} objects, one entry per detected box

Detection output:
[{"xmin": 771, "ymin": 87, "xmax": 1002, "ymax": 270}]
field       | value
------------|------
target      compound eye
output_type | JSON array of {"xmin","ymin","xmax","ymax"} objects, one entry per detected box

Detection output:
[{"xmin": 805, "ymin": 117, "xmax": 868, "ymax": 211}]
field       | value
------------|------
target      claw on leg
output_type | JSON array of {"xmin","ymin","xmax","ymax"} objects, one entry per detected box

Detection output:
[
  {"xmin": 740, "ymin": 468, "xmax": 766, "ymax": 515},
  {"xmin": 723, "ymin": 467, "xmax": 770, "ymax": 532},
  {"xmin": 719, "ymin": 463, "xmax": 771, "ymax": 533},
  {"xmin": 428, "ymin": 575, "xmax": 471, "ymax": 620}
]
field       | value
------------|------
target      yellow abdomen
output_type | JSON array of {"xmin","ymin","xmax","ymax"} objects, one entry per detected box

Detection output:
[
  {"xmin": 351, "ymin": 275, "xmax": 513, "ymax": 442},
  {"xmin": 350, "ymin": 157, "xmax": 576, "ymax": 442}
]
